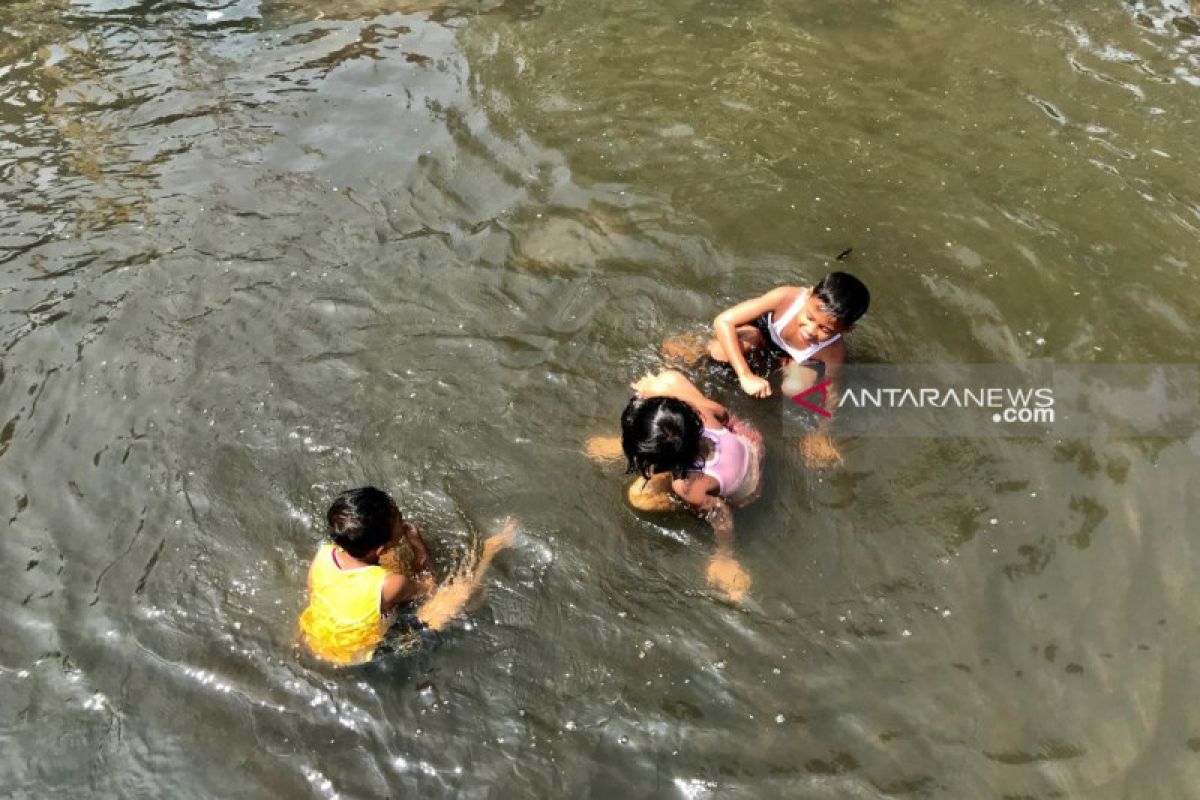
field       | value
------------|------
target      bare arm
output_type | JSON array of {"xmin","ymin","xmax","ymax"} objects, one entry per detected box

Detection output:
[
  {"xmin": 401, "ymin": 521, "xmax": 432, "ymax": 574},
  {"xmin": 706, "ymin": 499, "xmax": 735, "ymax": 553},
  {"xmin": 782, "ymin": 354, "xmax": 844, "ymax": 407},
  {"xmin": 704, "ymin": 500, "xmax": 748, "ymax": 601},
  {"xmin": 797, "ymin": 360, "xmax": 845, "ymax": 467},
  {"xmin": 672, "ymin": 476, "xmax": 733, "ymax": 543},
  {"xmin": 714, "ymin": 287, "xmax": 798, "ymax": 398},
  {"xmin": 631, "ymin": 370, "xmax": 727, "ymax": 427},
  {"xmin": 820, "ymin": 359, "xmax": 843, "ymax": 421},
  {"xmin": 381, "ymin": 570, "xmax": 435, "ymax": 614},
  {"xmin": 672, "ymin": 477, "xmax": 750, "ymax": 602}
]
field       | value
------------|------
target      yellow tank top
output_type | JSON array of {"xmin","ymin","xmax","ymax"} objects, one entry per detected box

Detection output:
[{"xmin": 298, "ymin": 544, "xmax": 390, "ymax": 666}]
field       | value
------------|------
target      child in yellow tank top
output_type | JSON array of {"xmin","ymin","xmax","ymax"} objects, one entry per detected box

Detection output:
[
  {"xmin": 298, "ymin": 487, "xmax": 434, "ymax": 666},
  {"xmin": 298, "ymin": 487, "xmax": 519, "ymax": 666}
]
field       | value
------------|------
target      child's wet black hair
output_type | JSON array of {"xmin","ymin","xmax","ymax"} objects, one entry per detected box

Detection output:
[
  {"xmin": 813, "ymin": 271, "xmax": 870, "ymax": 327},
  {"xmin": 327, "ymin": 486, "xmax": 399, "ymax": 559},
  {"xmin": 621, "ymin": 396, "xmax": 705, "ymax": 481}
]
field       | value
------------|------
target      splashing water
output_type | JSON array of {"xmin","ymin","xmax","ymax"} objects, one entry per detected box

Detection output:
[{"xmin": 416, "ymin": 521, "xmax": 517, "ymax": 631}]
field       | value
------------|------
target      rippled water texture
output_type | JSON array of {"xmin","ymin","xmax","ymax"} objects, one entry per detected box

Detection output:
[{"xmin": 2, "ymin": 0, "xmax": 1199, "ymax": 796}]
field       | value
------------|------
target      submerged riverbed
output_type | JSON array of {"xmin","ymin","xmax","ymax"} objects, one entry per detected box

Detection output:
[{"xmin": 2, "ymin": 0, "xmax": 1199, "ymax": 796}]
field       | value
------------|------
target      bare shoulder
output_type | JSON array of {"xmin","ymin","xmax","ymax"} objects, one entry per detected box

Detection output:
[
  {"xmin": 767, "ymin": 285, "xmax": 806, "ymax": 314},
  {"xmin": 709, "ymin": 403, "xmax": 730, "ymax": 426},
  {"xmin": 380, "ymin": 571, "xmax": 407, "ymax": 610},
  {"xmin": 716, "ymin": 285, "xmax": 803, "ymax": 328}
]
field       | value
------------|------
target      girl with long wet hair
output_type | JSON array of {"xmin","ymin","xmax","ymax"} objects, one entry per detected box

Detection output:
[{"xmin": 618, "ymin": 370, "xmax": 764, "ymax": 602}]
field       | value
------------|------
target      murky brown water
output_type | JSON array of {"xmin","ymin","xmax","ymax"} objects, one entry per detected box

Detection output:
[{"xmin": 2, "ymin": 0, "xmax": 1199, "ymax": 796}]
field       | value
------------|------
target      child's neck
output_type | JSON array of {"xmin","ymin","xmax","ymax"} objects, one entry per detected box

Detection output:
[{"xmin": 335, "ymin": 546, "xmax": 376, "ymax": 569}]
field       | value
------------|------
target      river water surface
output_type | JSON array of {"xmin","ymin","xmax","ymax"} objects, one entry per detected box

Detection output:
[{"xmin": 2, "ymin": 0, "xmax": 1200, "ymax": 797}]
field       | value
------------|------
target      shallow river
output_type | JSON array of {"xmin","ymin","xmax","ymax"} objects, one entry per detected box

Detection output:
[{"xmin": 2, "ymin": 0, "xmax": 1200, "ymax": 797}]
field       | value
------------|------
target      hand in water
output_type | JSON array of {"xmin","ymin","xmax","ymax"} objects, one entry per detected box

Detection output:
[
  {"xmin": 738, "ymin": 373, "xmax": 771, "ymax": 398},
  {"xmin": 707, "ymin": 553, "xmax": 751, "ymax": 603},
  {"xmin": 800, "ymin": 431, "xmax": 843, "ymax": 468}
]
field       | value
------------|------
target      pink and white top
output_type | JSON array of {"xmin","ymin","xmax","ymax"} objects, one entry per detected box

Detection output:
[{"xmin": 696, "ymin": 426, "xmax": 759, "ymax": 506}]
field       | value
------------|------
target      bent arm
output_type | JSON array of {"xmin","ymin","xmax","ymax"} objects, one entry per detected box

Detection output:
[
  {"xmin": 797, "ymin": 359, "xmax": 846, "ymax": 467},
  {"xmin": 805, "ymin": 357, "xmax": 844, "ymax": 428},
  {"xmin": 714, "ymin": 287, "xmax": 796, "ymax": 395},
  {"xmin": 633, "ymin": 370, "xmax": 727, "ymax": 427},
  {"xmin": 402, "ymin": 521, "xmax": 432, "ymax": 574},
  {"xmin": 782, "ymin": 350, "xmax": 843, "ymax": 399},
  {"xmin": 381, "ymin": 571, "xmax": 434, "ymax": 614},
  {"xmin": 706, "ymin": 498, "xmax": 735, "ymax": 553},
  {"xmin": 674, "ymin": 480, "xmax": 751, "ymax": 602},
  {"xmin": 673, "ymin": 477, "xmax": 734, "ymax": 541}
]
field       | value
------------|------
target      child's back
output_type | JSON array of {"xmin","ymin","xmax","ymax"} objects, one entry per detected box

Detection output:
[
  {"xmin": 298, "ymin": 487, "xmax": 517, "ymax": 666},
  {"xmin": 298, "ymin": 487, "xmax": 431, "ymax": 666},
  {"xmin": 618, "ymin": 371, "xmax": 764, "ymax": 601},
  {"xmin": 300, "ymin": 542, "xmax": 392, "ymax": 665}
]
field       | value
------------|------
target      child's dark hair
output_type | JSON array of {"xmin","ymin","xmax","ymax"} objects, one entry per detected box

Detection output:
[
  {"xmin": 621, "ymin": 396, "xmax": 704, "ymax": 481},
  {"xmin": 327, "ymin": 486, "xmax": 399, "ymax": 559},
  {"xmin": 813, "ymin": 271, "xmax": 870, "ymax": 327}
]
